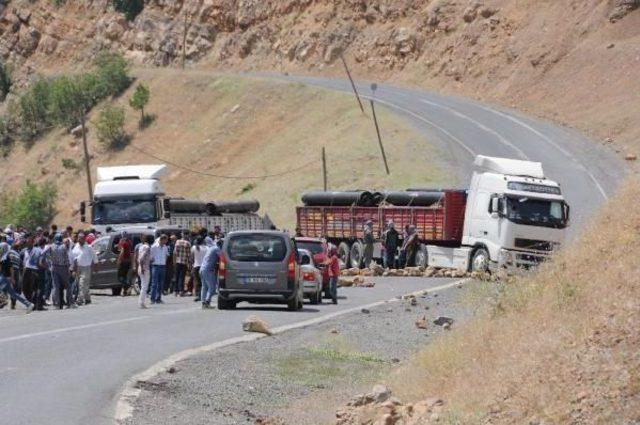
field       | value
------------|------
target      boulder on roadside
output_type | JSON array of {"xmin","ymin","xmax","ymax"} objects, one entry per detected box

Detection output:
[
  {"xmin": 338, "ymin": 277, "xmax": 355, "ymax": 287},
  {"xmin": 242, "ymin": 315, "xmax": 272, "ymax": 335},
  {"xmin": 433, "ymin": 316, "xmax": 454, "ymax": 327},
  {"xmin": 415, "ymin": 315, "xmax": 428, "ymax": 329},
  {"xmin": 368, "ymin": 384, "xmax": 392, "ymax": 403}
]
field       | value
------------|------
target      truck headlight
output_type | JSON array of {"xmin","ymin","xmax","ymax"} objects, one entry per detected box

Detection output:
[{"xmin": 499, "ymin": 249, "xmax": 513, "ymax": 265}]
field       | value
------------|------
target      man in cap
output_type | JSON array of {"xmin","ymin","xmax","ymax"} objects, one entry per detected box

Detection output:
[
  {"xmin": 382, "ymin": 220, "xmax": 399, "ymax": 269},
  {"xmin": 50, "ymin": 233, "xmax": 74, "ymax": 309},
  {"xmin": 363, "ymin": 220, "xmax": 375, "ymax": 268}
]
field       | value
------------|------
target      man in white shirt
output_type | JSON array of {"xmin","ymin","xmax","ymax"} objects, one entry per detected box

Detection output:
[
  {"xmin": 72, "ymin": 232, "xmax": 97, "ymax": 305},
  {"xmin": 137, "ymin": 235, "xmax": 152, "ymax": 309},
  {"xmin": 149, "ymin": 234, "xmax": 168, "ymax": 304}
]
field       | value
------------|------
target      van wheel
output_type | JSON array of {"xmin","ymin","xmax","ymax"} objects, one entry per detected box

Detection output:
[
  {"xmin": 310, "ymin": 291, "xmax": 319, "ymax": 305},
  {"xmin": 317, "ymin": 290, "xmax": 323, "ymax": 304},
  {"xmin": 287, "ymin": 293, "xmax": 300, "ymax": 311},
  {"xmin": 415, "ymin": 244, "xmax": 429, "ymax": 268},
  {"xmin": 349, "ymin": 241, "xmax": 364, "ymax": 269},
  {"xmin": 111, "ymin": 287, "xmax": 122, "ymax": 296},
  {"xmin": 471, "ymin": 247, "xmax": 490, "ymax": 272},
  {"xmin": 338, "ymin": 242, "xmax": 351, "ymax": 268},
  {"xmin": 218, "ymin": 297, "xmax": 236, "ymax": 310}
]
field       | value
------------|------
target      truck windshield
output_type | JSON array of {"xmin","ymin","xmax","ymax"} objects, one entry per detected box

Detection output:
[
  {"xmin": 92, "ymin": 199, "xmax": 157, "ymax": 225},
  {"xmin": 505, "ymin": 197, "xmax": 567, "ymax": 229}
]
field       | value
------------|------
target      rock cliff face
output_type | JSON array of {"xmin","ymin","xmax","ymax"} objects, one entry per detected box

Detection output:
[{"xmin": 0, "ymin": 0, "xmax": 638, "ymax": 153}]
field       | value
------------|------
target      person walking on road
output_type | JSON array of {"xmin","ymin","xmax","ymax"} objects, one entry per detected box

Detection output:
[
  {"xmin": 327, "ymin": 246, "xmax": 340, "ymax": 304},
  {"xmin": 150, "ymin": 234, "xmax": 169, "ymax": 304},
  {"xmin": 191, "ymin": 237, "xmax": 206, "ymax": 302},
  {"xmin": 72, "ymin": 232, "xmax": 97, "ymax": 306},
  {"xmin": 50, "ymin": 234, "xmax": 74, "ymax": 309},
  {"xmin": 402, "ymin": 225, "xmax": 420, "ymax": 268},
  {"xmin": 7, "ymin": 240, "xmax": 23, "ymax": 310},
  {"xmin": 363, "ymin": 220, "xmax": 375, "ymax": 268},
  {"xmin": 137, "ymin": 235, "xmax": 152, "ymax": 309},
  {"xmin": 382, "ymin": 221, "xmax": 399, "ymax": 269},
  {"xmin": 0, "ymin": 249, "xmax": 33, "ymax": 313},
  {"xmin": 116, "ymin": 232, "xmax": 133, "ymax": 296},
  {"xmin": 173, "ymin": 233, "xmax": 191, "ymax": 296},
  {"xmin": 20, "ymin": 236, "xmax": 37, "ymax": 306},
  {"xmin": 199, "ymin": 238, "xmax": 220, "ymax": 309}
]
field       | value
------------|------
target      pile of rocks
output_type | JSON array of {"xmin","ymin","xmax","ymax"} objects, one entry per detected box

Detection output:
[
  {"xmin": 341, "ymin": 265, "xmax": 484, "ymax": 280},
  {"xmin": 336, "ymin": 384, "xmax": 445, "ymax": 425}
]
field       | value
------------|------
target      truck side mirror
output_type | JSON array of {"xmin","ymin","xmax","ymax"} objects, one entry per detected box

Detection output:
[
  {"xmin": 162, "ymin": 198, "xmax": 171, "ymax": 219},
  {"xmin": 80, "ymin": 201, "xmax": 86, "ymax": 223},
  {"xmin": 490, "ymin": 197, "xmax": 500, "ymax": 218},
  {"xmin": 564, "ymin": 202, "xmax": 571, "ymax": 224}
]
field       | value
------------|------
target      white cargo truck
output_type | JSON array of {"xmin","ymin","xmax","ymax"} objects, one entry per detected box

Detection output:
[
  {"xmin": 427, "ymin": 155, "xmax": 570, "ymax": 272},
  {"xmin": 80, "ymin": 164, "xmax": 273, "ymax": 234}
]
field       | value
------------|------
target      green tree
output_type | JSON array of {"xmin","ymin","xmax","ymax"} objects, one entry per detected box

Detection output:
[
  {"xmin": 93, "ymin": 51, "xmax": 131, "ymax": 98},
  {"xmin": 14, "ymin": 79, "xmax": 52, "ymax": 142},
  {"xmin": 112, "ymin": 0, "xmax": 144, "ymax": 21},
  {"xmin": 47, "ymin": 76, "xmax": 93, "ymax": 129},
  {"xmin": 95, "ymin": 105, "xmax": 127, "ymax": 149},
  {"xmin": 129, "ymin": 83, "xmax": 150, "ymax": 125},
  {"xmin": 0, "ymin": 180, "xmax": 57, "ymax": 229}
]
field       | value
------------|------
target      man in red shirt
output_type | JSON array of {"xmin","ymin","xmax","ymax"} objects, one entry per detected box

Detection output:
[
  {"xmin": 326, "ymin": 246, "xmax": 340, "ymax": 305},
  {"xmin": 117, "ymin": 232, "xmax": 133, "ymax": 296}
]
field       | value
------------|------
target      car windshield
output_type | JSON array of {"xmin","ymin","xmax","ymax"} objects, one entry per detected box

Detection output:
[
  {"xmin": 295, "ymin": 241, "xmax": 324, "ymax": 255},
  {"xmin": 505, "ymin": 197, "xmax": 567, "ymax": 229},
  {"xmin": 92, "ymin": 200, "xmax": 157, "ymax": 225},
  {"xmin": 227, "ymin": 234, "xmax": 288, "ymax": 262}
]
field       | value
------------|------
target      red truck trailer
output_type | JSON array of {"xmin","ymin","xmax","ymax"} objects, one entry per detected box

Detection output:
[{"xmin": 296, "ymin": 190, "xmax": 467, "ymax": 268}]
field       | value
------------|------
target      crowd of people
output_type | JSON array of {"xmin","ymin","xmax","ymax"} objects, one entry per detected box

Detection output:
[{"xmin": 0, "ymin": 223, "xmax": 226, "ymax": 313}]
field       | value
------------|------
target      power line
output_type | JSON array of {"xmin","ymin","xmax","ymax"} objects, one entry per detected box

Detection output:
[{"xmin": 127, "ymin": 144, "xmax": 319, "ymax": 180}]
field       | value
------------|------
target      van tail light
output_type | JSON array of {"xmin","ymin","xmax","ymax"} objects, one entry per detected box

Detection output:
[
  {"xmin": 218, "ymin": 252, "xmax": 227, "ymax": 288},
  {"xmin": 302, "ymin": 271, "xmax": 316, "ymax": 281},
  {"xmin": 287, "ymin": 252, "xmax": 297, "ymax": 288}
]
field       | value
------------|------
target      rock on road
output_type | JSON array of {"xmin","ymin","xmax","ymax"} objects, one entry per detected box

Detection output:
[{"xmin": 0, "ymin": 76, "xmax": 626, "ymax": 425}]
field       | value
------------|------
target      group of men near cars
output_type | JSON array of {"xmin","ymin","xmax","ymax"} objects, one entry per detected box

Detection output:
[
  {"xmin": 0, "ymin": 224, "xmax": 101, "ymax": 313},
  {"xmin": 363, "ymin": 220, "xmax": 420, "ymax": 269}
]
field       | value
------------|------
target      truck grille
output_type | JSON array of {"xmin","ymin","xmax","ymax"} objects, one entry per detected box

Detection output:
[{"xmin": 514, "ymin": 238, "xmax": 555, "ymax": 252}]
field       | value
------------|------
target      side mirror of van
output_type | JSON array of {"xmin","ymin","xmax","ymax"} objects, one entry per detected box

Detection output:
[{"xmin": 80, "ymin": 201, "xmax": 86, "ymax": 223}]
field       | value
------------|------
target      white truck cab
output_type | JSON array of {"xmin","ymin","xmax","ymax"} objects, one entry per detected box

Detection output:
[{"xmin": 428, "ymin": 155, "xmax": 570, "ymax": 272}]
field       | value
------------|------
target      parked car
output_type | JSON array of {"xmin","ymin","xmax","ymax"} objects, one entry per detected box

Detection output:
[
  {"xmin": 294, "ymin": 237, "xmax": 331, "ymax": 298},
  {"xmin": 218, "ymin": 230, "xmax": 304, "ymax": 311},
  {"xmin": 91, "ymin": 225, "xmax": 187, "ymax": 295},
  {"xmin": 297, "ymin": 248, "xmax": 323, "ymax": 305}
]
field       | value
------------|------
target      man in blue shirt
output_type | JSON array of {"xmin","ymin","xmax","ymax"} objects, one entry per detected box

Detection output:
[{"xmin": 199, "ymin": 239, "xmax": 220, "ymax": 309}]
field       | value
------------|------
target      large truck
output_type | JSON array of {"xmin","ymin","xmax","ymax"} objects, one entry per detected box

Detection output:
[
  {"xmin": 296, "ymin": 155, "xmax": 570, "ymax": 272},
  {"xmin": 80, "ymin": 164, "xmax": 273, "ymax": 234}
]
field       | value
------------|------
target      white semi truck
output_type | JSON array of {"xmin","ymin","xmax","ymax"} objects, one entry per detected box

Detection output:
[
  {"xmin": 80, "ymin": 165, "xmax": 273, "ymax": 234},
  {"xmin": 298, "ymin": 155, "xmax": 570, "ymax": 272}
]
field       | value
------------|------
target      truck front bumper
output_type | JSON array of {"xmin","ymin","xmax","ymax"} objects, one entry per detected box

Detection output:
[{"xmin": 498, "ymin": 248, "xmax": 554, "ymax": 270}]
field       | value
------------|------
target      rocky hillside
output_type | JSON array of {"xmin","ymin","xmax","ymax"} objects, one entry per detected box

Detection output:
[{"xmin": 0, "ymin": 0, "xmax": 639, "ymax": 159}]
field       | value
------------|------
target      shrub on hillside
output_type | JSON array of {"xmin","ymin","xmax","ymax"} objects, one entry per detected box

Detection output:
[
  {"xmin": 129, "ymin": 83, "xmax": 150, "ymax": 127},
  {"xmin": 0, "ymin": 61, "xmax": 11, "ymax": 101},
  {"xmin": 12, "ymin": 79, "xmax": 52, "ymax": 143},
  {"xmin": 112, "ymin": 0, "xmax": 144, "ymax": 21},
  {"xmin": 48, "ymin": 76, "xmax": 93, "ymax": 129},
  {"xmin": 0, "ymin": 117, "xmax": 13, "ymax": 157},
  {"xmin": 0, "ymin": 180, "xmax": 57, "ymax": 229},
  {"xmin": 95, "ymin": 105, "xmax": 128, "ymax": 149}
]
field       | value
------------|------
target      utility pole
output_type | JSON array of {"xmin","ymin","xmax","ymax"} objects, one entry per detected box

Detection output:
[
  {"xmin": 340, "ymin": 54, "xmax": 365, "ymax": 115},
  {"xmin": 370, "ymin": 99, "xmax": 390, "ymax": 175},
  {"xmin": 80, "ymin": 114, "xmax": 93, "ymax": 200},
  {"xmin": 182, "ymin": 13, "xmax": 189, "ymax": 69},
  {"xmin": 322, "ymin": 146, "xmax": 328, "ymax": 191}
]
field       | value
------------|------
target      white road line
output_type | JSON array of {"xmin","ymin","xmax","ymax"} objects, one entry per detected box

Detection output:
[
  {"xmin": 420, "ymin": 99, "xmax": 529, "ymax": 160},
  {"xmin": 113, "ymin": 278, "xmax": 470, "ymax": 423},
  {"xmin": 359, "ymin": 94, "xmax": 477, "ymax": 158},
  {"xmin": 470, "ymin": 103, "xmax": 609, "ymax": 200}
]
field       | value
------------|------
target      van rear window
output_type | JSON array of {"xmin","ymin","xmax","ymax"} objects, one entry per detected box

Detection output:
[{"xmin": 227, "ymin": 234, "xmax": 288, "ymax": 262}]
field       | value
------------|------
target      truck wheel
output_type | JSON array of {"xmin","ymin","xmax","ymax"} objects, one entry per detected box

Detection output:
[
  {"xmin": 111, "ymin": 287, "xmax": 122, "ymax": 296},
  {"xmin": 415, "ymin": 244, "xmax": 429, "ymax": 268},
  {"xmin": 471, "ymin": 247, "xmax": 490, "ymax": 272},
  {"xmin": 337, "ymin": 242, "xmax": 351, "ymax": 268},
  {"xmin": 350, "ymin": 241, "xmax": 364, "ymax": 269}
]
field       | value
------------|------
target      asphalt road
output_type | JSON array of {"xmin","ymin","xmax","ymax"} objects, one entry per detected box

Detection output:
[
  {"xmin": 0, "ymin": 76, "xmax": 626, "ymax": 425},
  {"xmin": 268, "ymin": 74, "xmax": 626, "ymax": 232}
]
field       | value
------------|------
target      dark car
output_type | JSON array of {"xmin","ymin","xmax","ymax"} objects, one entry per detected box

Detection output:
[
  {"xmin": 91, "ymin": 226, "xmax": 187, "ymax": 295},
  {"xmin": 217, "ymin": 230, "xmax": 304, "ymax": 311}
]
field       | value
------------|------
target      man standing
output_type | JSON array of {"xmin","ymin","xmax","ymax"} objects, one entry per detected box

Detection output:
[
  {"xmin": 199, "ymin": 239, "xmax": 220, "ymax": 309},
  {"xmin": 164, "ymin": 234, "xmax": 176, "ymax": 294},
  {"xmin": 150, "ymin": 234, "xmax": 168, "ymax": 304},
  {"xmin": 0, "ymin": 249, "xmax": 33, "ymax": 313},
  {"xmin": 382, "ymin": 221, "xmax": 399, "ymax": 269},
  {"xmin": 72, "ymin": 232, "xmax": 97, "ymax": 305},
  {"xmin": 7, "ymin": 239, "xmax": 23, "ymax": 310},
  {"xmin": 173, "ymin": 232, "xmax": 191, "ymax": 296},
  {"xmin": 50, "ymin": 234, "xmax": 74, "ymax": 309},
  {"xmin": 116, "ymin": 232, "xmax": 133, "ymax": 296},
  {"xmin": 326, "ymin": 246, "xmax": 340, "ymax": 304},
  {"xmin": 137, "ymin": 235, "xmax": 152, "ymax": 309},
  {"xmin": 402, "ymin": 225, "xmax": 420, "ymax": 268},
  {"xmin": 28, "ymin": 237, "xmax": 48, "ymax": 311},
  {"xmin": 363, "ymin": 220, "xmax": 375, "ymax": 268}
]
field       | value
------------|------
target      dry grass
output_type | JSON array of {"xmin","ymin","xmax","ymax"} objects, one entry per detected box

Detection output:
[
  {"xmin": 387, "ymin": 177, "xmax": 640, "ymax": 424},
  {"xmin": 0, "ymin": 68, "xmax": 450, "ymax": 229}
]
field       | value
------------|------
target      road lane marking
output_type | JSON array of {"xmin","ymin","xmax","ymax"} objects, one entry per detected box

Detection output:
[
  {"xmin": 420, "ymin": 99, "xmax": 529, "ymax": 160},
  {"xmin": 113, "ymin": 278, "xmax": 470, "ymax": 423},
  {"xmin": 358, "ymin": 94, "xmax": 477, "ymax": 158}
]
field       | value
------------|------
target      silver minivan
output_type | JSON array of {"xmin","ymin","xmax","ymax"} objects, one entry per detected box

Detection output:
[{"xmin": 218, "ymin": 230, "xmax": 303, "ymax": 311}]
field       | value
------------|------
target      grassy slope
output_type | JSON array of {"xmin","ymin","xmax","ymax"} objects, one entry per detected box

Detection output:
[
  {"xmin": 0, "ymin": 68, "xmax": 451, "ymax": 229},
  {"xmin": 386, "ymin": 178, "xmax": 640, "ymax": 424}
]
